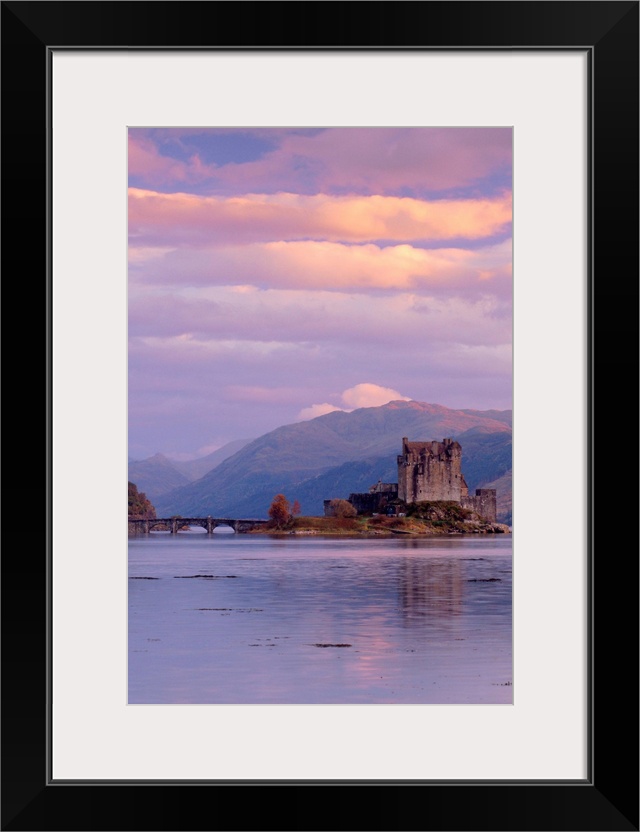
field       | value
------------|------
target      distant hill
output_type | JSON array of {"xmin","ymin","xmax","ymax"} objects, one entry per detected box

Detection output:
[
  {"xmin": 156, "ymin": 400, "xmax": 512, "ymax": 520},
  {"xmin": 172, "ymin": 438, "xmax": 252, "ymax": 481},
  {"xmin": 128, "ymin": 438, "xmax": 252, "ymax": 505},
  {"xmin": 461, "ymin": 408, "xmax": 512, "ymax": 427},
  {"xmin": 128, "ymin": 454, "xmax": 191, "ymax": 503}
]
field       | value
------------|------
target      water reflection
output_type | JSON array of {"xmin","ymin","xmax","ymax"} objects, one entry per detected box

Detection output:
[
  {"xmin": 129, "ymin": 535, "xmax": 512, "ymax": 704},
  {"xmin": 398, "ymin": 557, "xmax": 464, "ymax": 621}
]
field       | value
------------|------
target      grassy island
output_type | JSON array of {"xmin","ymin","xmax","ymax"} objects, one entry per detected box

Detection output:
[{"xmin": 255, "ymin": 501, "xmax": 511, "ymax": 537}]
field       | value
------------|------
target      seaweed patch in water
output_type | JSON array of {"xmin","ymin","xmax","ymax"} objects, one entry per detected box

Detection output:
[
  {"xmin": 174, "ymin": 575, "xmax": 238, "ymax": 579},
  {"xmin": 195, "ymin": 608, "xmax": 263, "ymax": 612}
]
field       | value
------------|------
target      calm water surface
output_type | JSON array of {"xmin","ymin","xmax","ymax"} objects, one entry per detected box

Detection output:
[{"xmin": 129, "ymin": 533, "xmax": 512, "ymax": 704}]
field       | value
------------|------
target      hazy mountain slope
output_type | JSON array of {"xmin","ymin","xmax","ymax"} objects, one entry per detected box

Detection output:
[
  {"xmin": 311, "ymin": 400, "xmax": 510, "ymax": 458},
  {"xmin": 155, "ymin": 420, "xmax": 354, "ymax": 518},
  {"xmin": 128, "ymin": 439, "xmax": 254, "ymax": 505},
  {"xmin": 127, "ymin": 454, "xmax": 191, "ymax": 504},
  {"xmin": 173, "ymin": 438, "xmax": 253, "ymax": 481},
  {"xmin": 461, "ymin": 408, "xmax": 512, "ymax": 427},
  {"xmin": 287, "ymin": 457, "xmax": 399, "ymax": 516},
  {"xmin": 156, "ymin": 400, "xmax": 512, "ymax": 518},
  {"xmin": 453, "ymin": 429, "xmax": 512, "ymax": 492}
]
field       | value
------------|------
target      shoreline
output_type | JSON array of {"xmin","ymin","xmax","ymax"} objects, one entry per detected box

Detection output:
[
  {"xmin": 252, "ymin": 526, "xmax": 511, "ymax": 538},
  {"xmin": 130, "ymin": 513, "xmax": 511, "ymax": 538},
  {"xmin": 250, "ymin": 513, "xmax": 511, "ymax": 538}
]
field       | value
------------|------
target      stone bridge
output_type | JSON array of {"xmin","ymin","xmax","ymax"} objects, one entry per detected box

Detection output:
[{"xmin": 129, "ymin": 517, "xmax": 269, "ymax": 534}]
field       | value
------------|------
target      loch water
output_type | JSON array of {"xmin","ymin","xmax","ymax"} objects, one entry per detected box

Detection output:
[{"xmin": 129, "ymin": 532, "xmax": 512, "ymax": 704}]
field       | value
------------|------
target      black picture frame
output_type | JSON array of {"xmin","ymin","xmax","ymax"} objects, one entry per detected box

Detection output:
[{"xmin": 2, "ymin": 2, "xmax": 638, "ymax": 830}]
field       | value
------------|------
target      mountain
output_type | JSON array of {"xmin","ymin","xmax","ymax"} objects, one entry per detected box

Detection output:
[
  {"xmin": 128, "ymin": 454, "xmax": 191, "ymax": 503},
  {"xmin": 155, "ymin": 400, "xmax": 512, "ymax": 520},
  {"xmin": 172, "ymin": 438, "xmax": 253, "ymax": 481},
  {"xmin": 461, "ymin": 408, "xmax": 512, "ymax": 427},
  {"xmin": 128, "ymin": 439, "xmax": 252, "ymax": 506}
]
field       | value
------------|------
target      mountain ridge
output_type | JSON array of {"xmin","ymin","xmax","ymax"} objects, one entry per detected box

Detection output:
[
  {"xmin": 128, "ymin": 438, "xmax": 253, "ymax": 505},
  {"xmin": 154, "ymin": 400, "xmax": 512, "ymax": 521}
]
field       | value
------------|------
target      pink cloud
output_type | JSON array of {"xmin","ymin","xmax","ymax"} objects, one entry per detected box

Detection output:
[
  {"xmin": 129, "ymin": 287, "xmax": 511, "ymax": 350},
  {"xmin": 341, "ymin": 383, "xmax": 410, "ymax": 409},
  {"xmin": 298, "ymin": 403, "xmax": 344, "ymax": 420},
  {"xmin": 128, "ymin": 135, "xmax": 219, "ymax": 186},
  {"xmin": 128, "ymin": 128, "xmax": 513, "ymax": 457},
  {"xmin": 297, "ymin": 383, "xmax": 410, "ymax": 421},
  {"xmin": 211, "ymin": 128, "xmax": 512, "ymax": 194},
  {"xmin": 128, "ymin": 188, "xmax": 511, "ymax": 246},
  {"xmin": 130, "ymin": 237, "xmax": 511, "ymax": 296},
  {"xmin": 129, "ymin": 136, "xmax": 189, "ymax": 182}
]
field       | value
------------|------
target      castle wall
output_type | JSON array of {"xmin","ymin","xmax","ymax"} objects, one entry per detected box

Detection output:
[
  {"xmin": 369, "ymin": 481, "xmax": 397, "ymax": 494},
  {"xmin": 326, "ymin": 483, "xmax": 398, "ymax": 517},
  {"xmin": 348, "ymin": 488, "xmax": 397, "ymax": 515},
  {"xmin": 461, "ymin": 489, "xmax": 497, "ymax": 523}
]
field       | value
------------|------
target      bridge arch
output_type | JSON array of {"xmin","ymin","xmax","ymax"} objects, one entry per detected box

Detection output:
[
  {"xmin": 178, "ymin": 523, "xmax": 207, "ymax": 533},
  {"xmin": 178, "ymin": 518, "xmax": 209, "ymax": 532},
  {"xmin": 147, "ymin": 519, "xmax": 172, "ymax": 533},
  {"xmin": 212, "ymin": 524, "xmax": 235, "ymax": 534}
]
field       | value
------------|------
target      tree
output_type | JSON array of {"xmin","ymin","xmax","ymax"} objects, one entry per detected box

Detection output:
[
  {"xmin": 128, "ymin": 481, "xmax": 156, "ymax": 519},
  {"xmin": 268, "ymin": 494, "xmax": 291, "ymax": 528},
  {"xmin": 329, "ymin": 498, "xmax": 357, "ymax": 518},
  {"xmin": 291, "ymin": 499, "xmax": 301, "ymax": 517}
]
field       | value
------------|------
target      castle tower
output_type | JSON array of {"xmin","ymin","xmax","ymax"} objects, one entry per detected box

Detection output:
[{"xmin": 397, "ymin": 437, "xmax": 468, "ymax": 503}]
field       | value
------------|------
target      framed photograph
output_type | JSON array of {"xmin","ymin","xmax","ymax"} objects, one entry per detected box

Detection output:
[
  {"xmin": 126, "ymin": 120, "xmax": 516, "ymax": 712},
  {"xmin": 3, "ymin": 2, "xmax": 637, "ymax": 830}
]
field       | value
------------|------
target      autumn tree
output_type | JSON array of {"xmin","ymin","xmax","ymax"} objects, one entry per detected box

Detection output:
[
  {"xmin": 329, "ymin": 498, "xmax": 357, "ymax": 518},
  {"xmin": 268, "ymin": 493, "xmax": 291, "ymax": 528},
  {"xmin": 128, "ymin": 482, "xmax": 156, "ymax": 519},
  {"xmin": 291, "ymin": 499, "xmax": 302, "ymax": 517}
]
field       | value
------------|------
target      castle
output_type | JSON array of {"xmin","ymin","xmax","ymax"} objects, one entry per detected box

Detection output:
[
  {"xmin": 398, "ymin": 437, "xmax": 497, "ymax": 521},
  {"xmin": 324, "ymin": 437, "xmax": 497, "ymax": 522}
]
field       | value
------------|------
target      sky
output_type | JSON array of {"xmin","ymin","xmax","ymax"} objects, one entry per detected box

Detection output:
[{"xmin": 128, "ymin": 127, "xmax": 512, "ymax": 461}]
